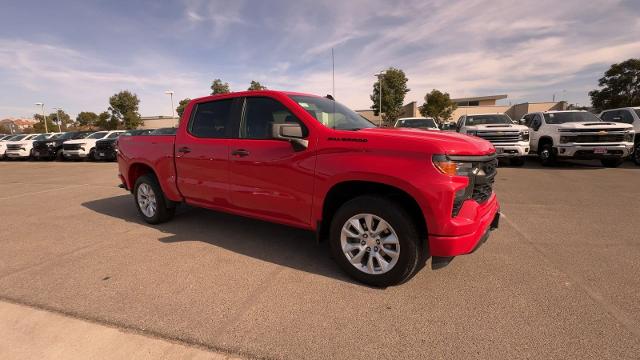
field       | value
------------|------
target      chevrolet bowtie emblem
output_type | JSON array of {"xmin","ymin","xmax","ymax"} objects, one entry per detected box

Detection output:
[{"xmin": 598, "ymin": 130, "xmax": 607, "ymax": 135}]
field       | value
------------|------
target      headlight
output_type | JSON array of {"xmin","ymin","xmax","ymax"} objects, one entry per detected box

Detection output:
[
  {"xmin": 624, "ymin": 131, "xmax": 634, "ymax": 142},
  {"xmin": 432, "ymin": 155, "xmax": 475, "ymax": 217},
  {"xmin": 45, "ymin": 142, "xmax": 56, "ymax": 146},
  {"xmin": 520, "ymin": 130, "xmax": 529, "ymax": 141}
]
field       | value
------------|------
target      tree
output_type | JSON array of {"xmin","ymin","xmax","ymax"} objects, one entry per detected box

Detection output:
[
  {"xmin": 32, "ymin": 114, "xmax": 55, "ymax": 133},
  {"xmin": 76, "ymin": 111, "xmax": 99, "ymax": 128},
  {"xmin": 48, "ymin": 110, "xmax": 72, "ymax": 131},
  {"xmin": 247, "ymin": 80, "xmax": 267, "ymax": 91},
  {"xmin": 370, "ymin": 67, "xmax": 410, "ymax": 125},
  {"xmin": 419, "ymin": 89, "xmax": 458, "ymax": 124},
  {"xmin": 589, "ymin": 58, "xmax": 640, "ymax": 111},
  {"xmin": 210, "ymin": 79, "xmax": 231, "ymax": 95},
  {"xmin": 109, "ymin": 90, "xmax": 143, "ymax": 129},
  {"xmin": 176, "ymin": 98, "xmax": 191, "ymax": 118},
  {"xmin": 95, "ymin": 111, "xmax": 117, "ymax": 130}
]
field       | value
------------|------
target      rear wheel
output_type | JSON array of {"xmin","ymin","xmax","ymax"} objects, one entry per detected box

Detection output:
[
  {"xmin": 601, "ymin": 158, "xmax": 623, "ymax": 168},
  {"xmin": 133, "ymin": 174, "xmax": 175, "ymax": 224},
  {"xmin": 510, "ymin": 157, "xmax": 525, "ymax": 166},
  {"xmin": 329, "ymin": 195, "xmax": 420, "ymax": 287},
  {"xmin": 539, "ymin": 143, "xmax": 556, "ymax": 166},
  {"xmin": 56, "ymin": 149, "xmax": 64, "ymax": 161}
]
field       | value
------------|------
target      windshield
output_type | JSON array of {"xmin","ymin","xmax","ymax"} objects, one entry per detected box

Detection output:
[
  {"xmin": 33, "ymin": 134, "xmax": 51, "ymax": 140},
  {"xmin": 86, "ymin": 131, "xmax": 108, "ymax": 139},
  {"xmin": 106, "ymin": 132, "xmax": 121, "ymax": 139},
  {"xmin": 289, "ymin": 95, "xmax": 376, "ymax": 131},
  {"xmin": 8, "ymin": 135, "xmax": 27, "ymax": 141},
  {"xmin": 58, "ymin": 132, "xmax": 79, "ymax": 140},
  {"xmin": 543, "ymin": 112, "xmax": 601, "ymax": 124},
  {"xmin": 397, "ymin": 118, "xmax": 437, "ymax": 128},
  {"xmin": 466, "ymin": 114, "xmax": 513, "ymax": 125}
]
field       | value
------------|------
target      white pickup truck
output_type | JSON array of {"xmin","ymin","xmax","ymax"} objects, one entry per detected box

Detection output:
[
  {"xmin": 4, "ymin": 133, "xmax": 56, "ymax": 159},
  {"xmin": 599, "ymin": 107, "xmax": 640, "ymax": 165},
  {"xmin": 62, "ymin": 130, "xmax": 124, "ymax": 160},
  {"xmin": 456, "ymin": 113, "xmax": 530, "ymax": 166},
  {"xmin": 521, "ymin": 110, "xmax": 635, "ymax": 167}
]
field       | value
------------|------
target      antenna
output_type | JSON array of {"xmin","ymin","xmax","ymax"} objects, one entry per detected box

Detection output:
[{"xmin": 331, "ymin": 48, "xmax": 335, "ymax": 99}]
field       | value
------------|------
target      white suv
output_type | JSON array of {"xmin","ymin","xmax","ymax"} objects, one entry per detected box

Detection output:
[
  {"xmin": 394, "ymin": 117, "xmax": 440, "ymax": 131},
  {"xmin": 599, "ymin": 107, "xmax": 640, "ymax": 165},
  {"xmin": 456, "ymin": 113, "xmax": 530, "ymax": 166},
  {"xmin": 5, "ymin": 133, "xmax": 57, "ymax": 159},
  {"xmin": 63, "ymin": 130, "xmax": 125, "ymax": 160},
  {"xmin": 521, "ymin": 110, "xmax": 634, "ymax": 167}
]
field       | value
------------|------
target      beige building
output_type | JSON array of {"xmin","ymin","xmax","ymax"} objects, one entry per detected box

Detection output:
[
  {"xmin": 139, "ymin": 116, "xmax": 179, "ymax": 130},
  {"xmin": 449, "ymin": 95, "xmax": 568, "ymax": 124}
]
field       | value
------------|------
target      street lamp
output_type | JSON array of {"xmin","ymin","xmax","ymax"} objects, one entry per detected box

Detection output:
[
  {"xmin": 35, "ymin": 102, "xmax": 48, "ymax": 133},
  {"xmin": 52, "ymin": 107, "xmax": 63, "ymax": 133},
  {"xmin": 165, "ymin": 90, "xmax": 175, "ymax": 118},
  {"xmin": 374, "ymin": 71, "xmax": 386, "ymax": 127}
]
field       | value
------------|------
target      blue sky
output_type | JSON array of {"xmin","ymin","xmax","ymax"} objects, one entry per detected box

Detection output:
[{"xmin": 1, "ymin": 0, "xmax": 639, "ymax": 119}]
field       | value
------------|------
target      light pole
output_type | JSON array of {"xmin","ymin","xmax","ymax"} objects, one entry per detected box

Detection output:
[
  {"xmin": 53, "ymin": 107, "xmax": 63, "ymax": 132},
  {"xmin": 35, "ymin": 102, "xmax": 48, "ymax": 133},
  {"xmin": 165, "ymin": 90, "xmax": 175, "ymax": 118},
  {"xmin": 374, "ymin": 71, "xmax": 386, "ymax": 127}
]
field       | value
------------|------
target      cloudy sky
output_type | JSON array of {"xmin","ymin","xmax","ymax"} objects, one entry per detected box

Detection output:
[{"xmin": 1, "ymin": 0, "xmax": 639, "ymax": 119}]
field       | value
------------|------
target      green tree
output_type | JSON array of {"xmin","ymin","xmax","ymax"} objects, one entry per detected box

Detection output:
[
  {"xmin": 108, "ymin": 90, "xmax": 143, "ymax": 129},
  {"xmin": 95, "ymin": 111, "xmax": 117, "ymax": 130},
  {"xmin": 419, "ymin": 89, "xmax": 458, "ymax": 124},
  {"xmin": 48, "ymin": 110, "xmax": 72, "ymax": 131},
  {"xmin": 589, "ymin": 58, "xmax": 640, "ymax": 111},
  {"xmin": 32, "ymin": 114, "xmax": 55, "ymax": 133},
  {"xmin": 76, "ymin": 111, "xmax": 99, "ymax": 128},
  {"xmin": 176, "ymin": 98, "xmax": 191, "ymax": 118},
  {"xmin": 210, "ymin": 78, "xmax": 231, "ymax": 95},
  {"xmin": 247, "ymin": 80, "xmax": 267, "ymax": 91},
  {"xmin": 370, "ymin": 67, "xmax": 410, "ymax": 125}
]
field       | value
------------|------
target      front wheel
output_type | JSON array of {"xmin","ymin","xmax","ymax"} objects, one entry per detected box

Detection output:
[
  {"xmin": 633, "ymin": 143, "xmax": 640, "ymax": 166},
  {"xmin": 133, "ymin": 174, "xmax": 175, "ymax": 224},
  {"xmin": 539, "ymin": 144, "xmax": 556, "ymax": 166},
  {"xmin": 329, "ymin": 195, "xmax": 421, "ymax": 287},
  {"xmin": 87, "ymin": 148, "xmax": 96, "ymax": 161},
  {"xmin": 601, "ymin": 158, "xmax": 623, "ymax": 168}
]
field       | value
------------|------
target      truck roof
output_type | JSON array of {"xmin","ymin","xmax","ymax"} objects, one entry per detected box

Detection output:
[{"xmin": 193, "ymin": 90, "xmax": 321, "ymax": 103}]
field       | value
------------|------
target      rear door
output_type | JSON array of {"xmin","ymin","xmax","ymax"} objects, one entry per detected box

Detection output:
[
  {"xmin": 174, "ymin": 97, "xmax": 239, "ymax": 207},
  {"xmin": 228, "ymin": 96, "xmax": 316, "ymax": 227}
]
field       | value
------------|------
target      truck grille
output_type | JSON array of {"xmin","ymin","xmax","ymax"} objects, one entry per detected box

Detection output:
[
  {"xmin": 63, "ymin": 143, "xmax": 82, "ymax": 151},
  {"xmin": 96, "ymin": 141, "xmax": 114, "ymax": 151},
  {"xmin": 574, "ymin": 134, "xmax": 625, "ymax": 143},
  {"xmin": 33, "ymin": 142, "xmax": 50, "ymax": 150},
  {"xmin": 476, "ymin": 131, "xmax": 521, "ymax": 143},
  {"xmin": 7, "ymin": 144, "xmax": 22, "ymax": 150},
  {"xmin": 472, "ymin": 159, "xmax": 497, "ymax": 203}
]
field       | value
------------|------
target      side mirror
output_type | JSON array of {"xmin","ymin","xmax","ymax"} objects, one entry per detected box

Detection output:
[
  {"xmin": 272, "ymin": 123, "xmax": 308, "ymax": 148},
  {"xmin": 518, "ymin": 119, "xmax": 525, "ymax": 125}
]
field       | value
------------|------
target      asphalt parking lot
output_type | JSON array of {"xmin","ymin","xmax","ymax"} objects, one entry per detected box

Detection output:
[{"xmin": 0, "ymin": 160, "xmax": 639, "ymax": 359}]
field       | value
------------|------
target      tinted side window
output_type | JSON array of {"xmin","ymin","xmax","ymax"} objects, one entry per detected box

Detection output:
[
  {"xmin": 189, "ymin": 99, "xmax": 234, "ymax": 138},
  {"xmin": 531, "ymin": 114, "xmax": 542, "ymax": 129},
  {"xmin": 600, "ymin": 110, "xmax": 618, "ymax": 122},
  {"xmin": 620, "ymin": 110, "xmax": 634, "ymax": 124},
  {"xmin": 241, "ymin": 97, "xmax": 306, "ymax": 139}
]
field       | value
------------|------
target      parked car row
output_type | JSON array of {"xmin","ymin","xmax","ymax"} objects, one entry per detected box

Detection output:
[
  {"xmin": 394, "ymin": 108, "xmax": 638, "ymax": 167},
  {"xmin": 0, "ymin": 128, "xmax": 176, "ymax": 162}
]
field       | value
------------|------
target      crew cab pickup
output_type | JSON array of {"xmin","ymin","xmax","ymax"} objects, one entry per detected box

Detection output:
[
  {"xmin": 63, "ymin": 130, "xmax": 125, "ymax": 160},
  {"xmin": 521, "ymin": 110, "xmax": 635, "ymax": 167},
  {"xmin": 32, "ymin": 131, "xmax": 93, "ymax": 160},
  {"xmin": 456, "ymin": 113, "xmax": 530, "ymax": 166},
  {"xmin": 117, "ymin": 90, "xmax": 500, "ymax": 286},
  {"xmin": 5, "ymin": 133, "xmax": 56, "ymax": 159},
  {"xmin": 599, "ymin": 107, "xmax": 640, "ymax": 165}
]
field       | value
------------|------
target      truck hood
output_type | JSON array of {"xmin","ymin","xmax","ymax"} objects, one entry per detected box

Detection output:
[
  {"xmin": 554, "ymin": 122, "xmax": 633, "ymax": 130},
  {"xmin": 357, "ymin": 127, "xmax": 495, "ymax": 156},
  {"xmin": 64, "ymin": 139, "xmax": 98, "ymax": 145},
  {"xmin": 465, "ymin": 124, "xmax": 528, "ymax": 131},
  {"xmin": 5, "ymin": 140, "xmax": 34, "ymax": 146}
]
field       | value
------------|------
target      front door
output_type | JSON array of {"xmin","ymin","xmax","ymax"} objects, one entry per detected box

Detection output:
[
  {"xmin": 174, "ymin": 97, "xmax": 238, "ymax": 208},
  {"xmin": 228, "ymin": 96, "xmax": 316, "ymax": 227}
]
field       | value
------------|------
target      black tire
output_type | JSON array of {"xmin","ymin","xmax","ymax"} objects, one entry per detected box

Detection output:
[
  {"xmin": 510, "ymin": 157, "xmax": 525, "ymax": 166},
  {"xmin": 633, "ymin": 142, "xmax": 640, "ymax": 166},
  {"xmin": 87, "ymin": 148, "xmax": 96, "ymax": 161},
  {"xmin": 329, "ymin": 195, "xmax": 421, "ymax": 287},
  {"xmin": 539, "ymin": 143, "xmax": 556, "ymax": 166},
  {"xmin": 133, "ymin": 174, "xmax": 175, "ymax": 224},
  {"xmin": 601, "ymin": 158, "xmax": 623, "ymax": 168},
  {"xmin": 56, "ymin": 149, "xmax": 64, "ymax": 161}
]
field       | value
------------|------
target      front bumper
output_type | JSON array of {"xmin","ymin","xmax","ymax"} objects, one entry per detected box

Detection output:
[
  {"xmin": 63, "ymin": 150, "xmax": 89, "ymax": 158},
  {"xmin": 95, "ymin": 149, "xmax": 117, "ymax": 160},
  {"xmin": 429, "ymin": 194, "xmax": 500, "ymax": 257},
  {"xmin": 5, "ymin": 149, "xmax": 30, "ymax": 158},
  {"xmin": 556, "ymin": 143, "xmax": 633, "ymax": 159},
  {"xmin": 33, "ymin": 148, "xmax": 56, "ymax": 158},
  {"xmin": 494, "ymin": 143, "xmax": 529, "ymax": 157}
]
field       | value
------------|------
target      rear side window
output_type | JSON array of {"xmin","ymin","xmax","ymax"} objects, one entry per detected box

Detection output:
[
  {"xmin": 241, "ymin": 97, "xmax": 306, "ymax": 139},
  {"xmin": 600, "ymin": 110, "xmax": 618, "ymax": 122},
  {"xmin": 189, "ymin": 99, "xmax": 234, "ymax": 138},
  {"xmin": 619, "ymin": 110, "xmax": 634, "ymax": 124}
]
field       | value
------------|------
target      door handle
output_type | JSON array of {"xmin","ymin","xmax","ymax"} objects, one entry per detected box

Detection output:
[
  {"xmin": 177, "ymin": 146, "xmax": 191, "ymax": 153},
  {"xmin": 231, "ymin": 149, "xmax": 250, "ymax": 157}
]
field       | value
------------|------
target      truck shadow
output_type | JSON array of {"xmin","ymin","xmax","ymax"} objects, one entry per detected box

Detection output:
[{"xmin": 82, "ymin": 195, "xmax": 378, "ymax": 287}]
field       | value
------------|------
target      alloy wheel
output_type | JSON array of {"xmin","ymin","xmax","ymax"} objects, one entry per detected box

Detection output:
[
  {"xmin": 340, "ymin": 213, "xmax": 400, "ymax": 275},
  {"xmin": 137, "ymin": 183, "xmax": 157, "ymax": 218}
]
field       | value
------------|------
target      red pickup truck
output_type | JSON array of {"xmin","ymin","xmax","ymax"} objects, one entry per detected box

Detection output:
[{"xmin": 117, "ymin": 90, "xmax": 500, "ymax": 286}]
